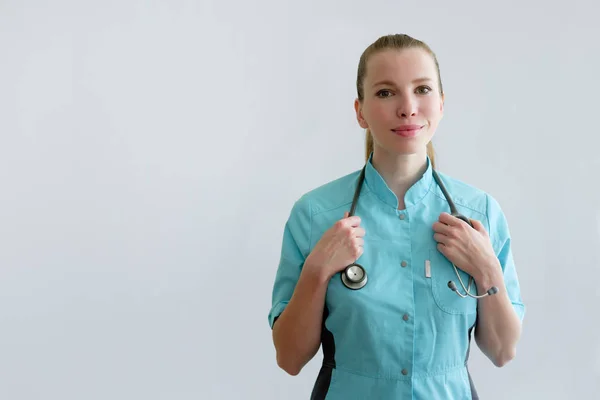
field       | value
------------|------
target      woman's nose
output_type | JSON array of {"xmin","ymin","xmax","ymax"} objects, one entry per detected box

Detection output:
[{"xmin": 397, "ymin": 96, "xmax": 417, "ymax": 117}]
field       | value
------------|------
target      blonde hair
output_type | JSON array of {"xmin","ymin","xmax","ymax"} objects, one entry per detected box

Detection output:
[{"xmin": 356, "ymin": 34, "xmax": 443, "ymax": 169}]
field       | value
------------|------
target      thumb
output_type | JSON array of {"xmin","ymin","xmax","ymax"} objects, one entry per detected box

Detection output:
[{"xmin": 343, "ymin": 211, "xmax": 349, "ymax": 219}]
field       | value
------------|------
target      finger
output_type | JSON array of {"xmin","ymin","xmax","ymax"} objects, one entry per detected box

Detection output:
[
  {"xmin": 470, "ymin": 219, "xmax": 486, "ymax": 234},
  {"xmin": 433, "ymin": 232, "xmax": 450, "ymax": 245},
  {"xmin": 344, "ymin": 211, "xmax": 349, "ymax": 218},
  {"xmin": 356, "ymin": 246, "xmax": 364, "ymax": 259},
  {"xmin": 355, "ymin": 237, "xmax": 364, "ymax": 247},
  {"xmin": 432, "ymin": 221, "xmax": 452, "ymax": 236},
  {"xmin": 354, "ymin": 227, "xmax": 366, "ymax": 238},
  {"xmin": 436, "ymin": 242, "xmax": 448, "ymax": 256},
  {"xmin": 344, "ymin": 216, "xmax": 361, "ymax": 227},
  {"xmin": 440, "ymin": 212, "xmax": 469, "ymax": 228},
  {"xmin": 438, "ymin": 212, "xmax": 455, "ymax": 225}
]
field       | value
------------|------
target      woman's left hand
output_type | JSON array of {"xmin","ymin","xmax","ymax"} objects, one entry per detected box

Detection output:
[{"xmin": 432, "ymin": 212, "xmax": 499, "ymax": 281}]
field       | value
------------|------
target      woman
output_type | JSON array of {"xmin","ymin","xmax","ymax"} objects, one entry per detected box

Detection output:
[{"xmin": 268, "ymin": 34, "xmax": 525, "ymax": 399}]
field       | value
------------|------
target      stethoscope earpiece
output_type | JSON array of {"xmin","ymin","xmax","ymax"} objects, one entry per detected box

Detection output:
[{"xmin": 448, "ymin": 279, "xmax": 499, "ymax": 299}]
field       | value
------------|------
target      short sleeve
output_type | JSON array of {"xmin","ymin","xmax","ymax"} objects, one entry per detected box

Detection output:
[
  {"xmin": 486, "ymin": 194, "xmax": 526, "ymax": 322},
  {"xmin": 267, "ymin": 196, "xmax": 313, "ymax": 329}
]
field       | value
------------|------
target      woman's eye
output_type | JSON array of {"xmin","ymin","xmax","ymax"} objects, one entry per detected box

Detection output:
[
  {"xmin": 376, "ymin": 90, "xmax": 393, "ymax": 98},
  {"xmin": 416, "ymin": 86, "xmax": 432, "ymax": 94}
]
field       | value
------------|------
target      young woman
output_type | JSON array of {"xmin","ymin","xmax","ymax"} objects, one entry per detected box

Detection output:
[{"xmin": 268, "ymin": 34, "xmax": 525, "ymax": 400}]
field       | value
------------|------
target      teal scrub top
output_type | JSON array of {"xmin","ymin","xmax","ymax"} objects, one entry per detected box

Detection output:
[{"xmin": 268, "ymin": 155, "xmax": 526, "ymax": 400}]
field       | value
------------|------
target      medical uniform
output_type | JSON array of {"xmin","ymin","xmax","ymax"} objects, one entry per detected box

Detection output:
[{"xmin": 268, "ymin": 154, "xmax": 525, "ymax": 400}]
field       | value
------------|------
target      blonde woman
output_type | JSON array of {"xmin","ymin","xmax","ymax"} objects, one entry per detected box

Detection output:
[{"xmin": 268, "ymin": 34, "xmax": 525, "ymax": 399}]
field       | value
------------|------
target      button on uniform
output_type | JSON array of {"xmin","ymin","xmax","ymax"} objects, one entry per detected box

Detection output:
[
  {"xmin": 401, "ymin": 369, "xmax": 408, "ymax": 376},
  {"xmin": 403, "ymin": 314, "xmax": 409, "ymax": 321},
  {"xmin": 399, "ymin": 214, "xmax": 405, "ymax": 220},
  {"xmin": 401, "ymin": 260, "xmax": 408, "ymax": 268}
]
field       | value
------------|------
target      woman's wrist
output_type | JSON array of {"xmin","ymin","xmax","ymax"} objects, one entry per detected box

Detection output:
[
  {"xmin": 303, "ymin": 258, "xmax": 333, "ymax": 286},
  {"xmin": 474, "ymin": 258, "xmax": 504, "ymax": 294}
]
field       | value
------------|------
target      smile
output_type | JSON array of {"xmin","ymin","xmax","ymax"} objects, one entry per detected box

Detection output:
[{"xmin": 392, "ymin": 125, "xmax": 424, "ymax": 138}]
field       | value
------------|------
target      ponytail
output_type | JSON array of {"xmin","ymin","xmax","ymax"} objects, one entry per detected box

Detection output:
[
  {"xmin": 427, "ymin": 141, "xmax": 436, "ymax": 169},
  {"xmin": 365, "ymin": 129, "xmax": 374, "ymax": 162}
]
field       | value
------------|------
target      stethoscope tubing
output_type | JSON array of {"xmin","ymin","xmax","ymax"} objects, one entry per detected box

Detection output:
[{"xmin": 341, "ymin": 164, "xmax": 498, "ymax": 299}]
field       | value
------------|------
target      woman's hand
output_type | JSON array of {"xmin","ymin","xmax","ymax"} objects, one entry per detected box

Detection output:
[
  {"xmin": 304, "ymin": 212, "xmax": 366, "ymax": 281},
  {"xmin": 432, "ymin": 212, "xmax": 500, "ymax": 282}
]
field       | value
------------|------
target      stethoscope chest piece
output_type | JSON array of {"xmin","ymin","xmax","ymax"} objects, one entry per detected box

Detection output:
[{"xmin": 341, "ymin": 263, "xmax": 368, "ymax": 290}]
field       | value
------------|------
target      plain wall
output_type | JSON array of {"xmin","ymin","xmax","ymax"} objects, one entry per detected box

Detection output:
[{"xmin": 1, "ymin": 0, "xmax": 599, "ymax": 399}]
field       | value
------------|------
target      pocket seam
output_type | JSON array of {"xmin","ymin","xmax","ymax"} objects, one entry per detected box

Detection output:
[{"xmin": 428, "ymin": 249, "xmax": 478, "ymax": 316}]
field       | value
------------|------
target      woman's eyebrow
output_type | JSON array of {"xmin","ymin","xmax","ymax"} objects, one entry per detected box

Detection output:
[{"xmin": 371, "ymin": 77, "xmax": 433, "ymax": 88}]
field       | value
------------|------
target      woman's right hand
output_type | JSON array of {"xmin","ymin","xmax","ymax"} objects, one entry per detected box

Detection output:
[{"xmin": 304, "ymin": 212, "xmax": 366, "ymax": 281}]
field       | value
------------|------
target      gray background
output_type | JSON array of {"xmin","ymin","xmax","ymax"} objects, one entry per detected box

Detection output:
[{"xmin": 1, "ymin": 0, "xmax": 599, "ymax": 399}]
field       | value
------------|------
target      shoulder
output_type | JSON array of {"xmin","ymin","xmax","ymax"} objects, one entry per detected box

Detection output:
[
  {"xmin": 290, "ymin": 168, "xmax": 362, "ymax": 219},
  {"xmin": 282, "ymin": 169, "xmax": 362, "ymax": 255},
  {"xmin": 430, "ymin": 170, "xmax": 488, "ymax": 214}
]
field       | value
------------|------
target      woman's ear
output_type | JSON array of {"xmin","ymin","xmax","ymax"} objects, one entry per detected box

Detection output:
[{"xmin": 354, "ymin": 98, "xmax": 368, "ymax": 129}]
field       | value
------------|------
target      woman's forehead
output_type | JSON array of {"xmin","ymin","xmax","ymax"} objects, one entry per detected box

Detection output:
[{"xmin": 365, "ymin": 48, "xmax": 437, "ymax": 85}]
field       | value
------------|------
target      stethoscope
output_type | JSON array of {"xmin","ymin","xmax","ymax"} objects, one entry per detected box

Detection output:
[{"xmin": 341, "ymin": 164, "xmax": 499, "ymax": 299}]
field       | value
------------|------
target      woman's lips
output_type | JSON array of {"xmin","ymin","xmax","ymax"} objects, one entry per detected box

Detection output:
[{"xmin": 392, "ymin": 125, "xmax": 423, "ymax": 138}]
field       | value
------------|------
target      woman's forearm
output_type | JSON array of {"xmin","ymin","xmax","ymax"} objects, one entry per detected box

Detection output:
[
  {"xmin": 272, "ymin": 263, "xmax": 330, "ymax": 375},
  {"xmin": 474, "ymin": 263, "xmax": 523, "ymax": 367}
]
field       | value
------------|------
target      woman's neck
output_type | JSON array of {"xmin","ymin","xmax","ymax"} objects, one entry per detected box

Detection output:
[{"xmin": 371, "ymin": 147, "xmax": 429, "ymax": 209}]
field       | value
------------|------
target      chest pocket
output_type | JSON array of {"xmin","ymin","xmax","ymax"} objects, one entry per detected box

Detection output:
[{"xmin": 428, "ymin": 249, "xmax": 478, "ymax": 315}]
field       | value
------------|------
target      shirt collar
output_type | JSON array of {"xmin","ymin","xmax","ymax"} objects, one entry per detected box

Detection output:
[{"xmin": 363, "ymin": 152, "xmax": 434, "ymax": 210}]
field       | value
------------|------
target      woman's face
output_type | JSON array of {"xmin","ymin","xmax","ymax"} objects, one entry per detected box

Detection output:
[{"xmin": 355, "ymin": 48, "xmax": 444, "ymax": 157}]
